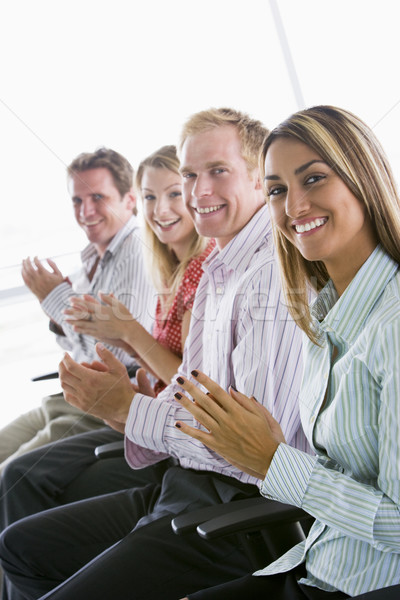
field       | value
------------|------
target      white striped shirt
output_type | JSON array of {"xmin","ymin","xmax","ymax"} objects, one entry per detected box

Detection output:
[
  {"xmin": 125, "ymin": 205, "xmax": 310, "ymax": 485},
  {"xmin": 41, "ymin": 215, "xmax": 156, "ymax": 366},
  {"xmin": 258, "ymin": 245, "xmax": 400, "ymax": 596}
]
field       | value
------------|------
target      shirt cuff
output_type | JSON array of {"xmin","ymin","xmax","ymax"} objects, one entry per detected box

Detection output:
[
  {"xmin": 125, "ymin": 393, "xmax": 171, "ymax": 450},
  {"xmin": 41, "ymin": 281, "xmax": 72, "ymax": 313},
  {"xmin": 260, "ymin": 443, "xmax": 317, "ymax": 507}
]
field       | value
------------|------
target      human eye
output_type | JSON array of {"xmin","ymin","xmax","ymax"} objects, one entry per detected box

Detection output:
[
  {"xmin": 182, "ymin": 172, "xmax": 196, "ymax": 180},
  {"xmin": 211, "ymin": 167, "xmax": 227, "ymax": 175},
  {"xmin": 169, "ymin": 191, "xmax": 182, "ymax": 199},
  {"xmin": 93, "ymin": 193, "xmax": 105, "ymax": 202},
  {"xmin": 72, "ymin": 197, "xmax": 82, "ymax": 206},
  {"xmin": 144, "ymin": 194, "xmax": 156, "ymax": 201},
  {"xmin": 266, "ymin": 185, "xmax": 286, "ymax": 198},
  {"xmin": 304, "ymin": 174, "xmax": 326, "ymax": 186}
]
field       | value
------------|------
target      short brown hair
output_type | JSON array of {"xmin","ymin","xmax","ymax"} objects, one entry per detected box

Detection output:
[
  {"xmin": 68, "ymin": 147, "xmax": 135, "ymax": 210},
  {"xmin": 180, "ymin": 107, "xmax": 269, "ymax": 172}
]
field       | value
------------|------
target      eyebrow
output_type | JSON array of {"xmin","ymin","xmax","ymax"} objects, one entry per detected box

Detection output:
[
  {"xmin": 264, "ymin": 159, "xmax": 327, "ymax": 181},
  {"xmin": 179, "ymin": 160, "xmax": 228, "ymax": 174},
  {"xmin": 142, "ymin": 182, "xmax": 180, "ymax": 193}
]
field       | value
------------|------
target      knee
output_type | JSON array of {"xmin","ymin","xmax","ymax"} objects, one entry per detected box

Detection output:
[
  {"xmin": 0, "ymin": 521, "xmax": 22, "ymax": 566},
  {"xmin": 1, "ymin": 457, "xmax": 26, "ymax": 490}
]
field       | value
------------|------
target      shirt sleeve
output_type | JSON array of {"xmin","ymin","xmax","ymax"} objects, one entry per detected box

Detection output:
[
  {"xmin": 41, "ymin": 237, "xmax": 156, "ymax": 366},
  {"xmin": 261, "ymin": 319, "xmax": 400, "ymax": 554},
  {"xmin": 41, "ymin": 281, "xmax": 83, "ymax": 350}
]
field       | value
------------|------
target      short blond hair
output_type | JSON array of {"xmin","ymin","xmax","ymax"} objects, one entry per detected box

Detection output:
[{"xmin": 180, "ymin": 107, "xmax": 269, "ymax": 173}]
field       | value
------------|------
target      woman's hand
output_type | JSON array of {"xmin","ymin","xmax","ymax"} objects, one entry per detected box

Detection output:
[
  {"xmin": 64, "ymin": 293, "xmax": 137, "ymax": 347},
  {"xmin": 174, "ymin": 371, "xmax": 285, "ymax": 480}
]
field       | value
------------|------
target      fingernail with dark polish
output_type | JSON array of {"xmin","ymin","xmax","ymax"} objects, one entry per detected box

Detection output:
[
  {"xmin": 231, "ymin": 384, "xmax": 238, "ymax": 392},
  {"xmin": 176, "ymin": 376, "xmax": 184, "ymax": 385},
  {"xmin": 191, "ymin": 370, "xmax": 199, "ymax": 377},
  {"xmin": 175, "ymin": 423, "xmax": 182, "ymax": 429},
  {"xmin": 175, "ymin": 393, "xmax": 182, "ymax": 400}
]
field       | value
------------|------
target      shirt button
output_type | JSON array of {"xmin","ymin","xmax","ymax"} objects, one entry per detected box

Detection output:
[
  {"xmin": 216, "ymin": 286, "xmax": 224, "ymax": 294},
  {"xmin": 310, "ymin": 415, "xmax": 316, "ymax": 423},
  {"xmin": 324, "ymin": 372, "xmax": 329, "ymax": 379}
]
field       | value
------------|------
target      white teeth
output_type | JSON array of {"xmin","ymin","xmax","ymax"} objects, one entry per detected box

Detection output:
[
  {"xmin": 295, "ymin": 218, "xmax": 326, "ymax": 233},
  {"xmin": 82, "ymin": 220, "xmax": 102, "ymax": 226},
  {"xmin": 196, "ymin": 205, "xmax": 224, "ymax": 214},
  {"xmin": 156, "ymin": 218, "xmax": 179, "ymax": 227}
]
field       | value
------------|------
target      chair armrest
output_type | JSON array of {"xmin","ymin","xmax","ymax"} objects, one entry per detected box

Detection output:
[
  {"xmin": 94, "ymin": 440, "xmax": 125, "ymax": 459},
  {"xmin": 172, "ymin": 497, "xmax": 268, "ymax": 535},
  {"xmin": 172, "ymin": 496, "xmax": 311, "ymax": 569},
  {"xmin": 172, "ymin": 496, "xmax": 310, "ymax": 539},
  {"xmin": 197, "ymin": 499, "xmax": 309, "ymax": 540},
  {"xmin": 31, "ymin": 371, "xmax": 59, "ymax": 381}
]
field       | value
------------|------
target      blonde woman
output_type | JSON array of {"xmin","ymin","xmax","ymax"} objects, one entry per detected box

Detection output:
[
  {"xmin": 65, "ymin": 145, "xmax": 215, "ymax": 394},
  {"xmin": 175, "ymin": 106, "xmax": 400, "ymax": 599}
]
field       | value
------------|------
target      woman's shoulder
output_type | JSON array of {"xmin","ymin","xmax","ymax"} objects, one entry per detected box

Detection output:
[{"xmin": 185, "ymin": 239, "xmax": 216, "ymax": 277}]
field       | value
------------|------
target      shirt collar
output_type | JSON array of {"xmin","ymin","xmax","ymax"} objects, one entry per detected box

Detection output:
[
  {"xmin": 80, "ymin": 214, "xmax": 140, "ymax": 265},
  {"xmin": 203, "ymin": 204, "xmax": 272, "ymax": 274},
  {"xmin": 312, "ymin": 245, "xmax": 399, "ymax": 342}
]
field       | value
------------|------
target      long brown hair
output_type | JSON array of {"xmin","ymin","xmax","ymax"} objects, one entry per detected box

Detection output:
[{"xmin": 261, "ymin": 105, "xmax": 400, "ymax": 342}]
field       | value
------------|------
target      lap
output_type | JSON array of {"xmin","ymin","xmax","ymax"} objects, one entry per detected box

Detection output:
[
  {"xmin": 1, "ymin": 467, "xmax": 259, "ymax": 600},
  {"xmin": 0, "ymin": 427, "xmax": 174, "ymax": 529}
]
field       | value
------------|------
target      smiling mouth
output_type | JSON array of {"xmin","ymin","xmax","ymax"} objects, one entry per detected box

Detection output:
[
  {"xmin": 294, "ymin": 218, "xmax": 327, "ymax": 234},
  {"xmin": 154, "ymin": 218, "xmax": 180, "ymax": 228},
  {"xmin": 194, "ymin": 205, "xmax": 225, "ymax": 215},
  {"xmin": 81, "ymin": 219, "xmax": 103, "ymax": 227}
]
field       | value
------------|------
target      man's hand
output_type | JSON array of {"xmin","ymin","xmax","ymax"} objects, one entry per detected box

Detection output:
[
  {"xmin": 132, "ymin": 368, "xmax": 156, "ymax": 397},
  {"xmin": 104, "ymin": 368, "xmax": 155, "ymax": 433},
  {"xmin": 21, "ymin": 256, "xmax": 65, "ymax": 302},
  {"xmin": 59, "ymin": 343, "xmax": 135, "ymax": 424}
]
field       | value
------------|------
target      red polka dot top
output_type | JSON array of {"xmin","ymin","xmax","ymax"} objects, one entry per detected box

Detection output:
[{"xmin": 152, "ymin": 239, "xmax": 216, "ymax": 394}]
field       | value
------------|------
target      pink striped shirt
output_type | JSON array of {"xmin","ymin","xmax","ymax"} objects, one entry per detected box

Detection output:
[{"xmin": 125, "ymin": 205, "xmax": 310, "ymax": 485}]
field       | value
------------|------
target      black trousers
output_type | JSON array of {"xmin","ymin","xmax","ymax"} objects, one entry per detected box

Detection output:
[
  {"xmin": 0, "ymin": 467, "xmax": 259, "ymax": 600},
  {"xmin": 187, "ymin": 569, "xmax": 349, "ymax": 600},
  {"xmin": 0, "ymin": 427, "xmax": 172, "ymax": 530}
]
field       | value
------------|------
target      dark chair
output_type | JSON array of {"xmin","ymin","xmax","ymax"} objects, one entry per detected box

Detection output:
[
  {"xmin": 94, "ymin": 440, "xmax": 125, "ymax": 458},
  {"xmin": 172, "ymin": 496, "xmax": 313, "ymax": 570},
  {"xmin": 172, "ymin": 499, "xmax": 399, "ymax": 598}
]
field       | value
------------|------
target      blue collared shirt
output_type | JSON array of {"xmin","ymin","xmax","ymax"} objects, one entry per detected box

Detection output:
[{"xmin": 259, "ymin": 245, "xmax": 400, "ymax": 596}]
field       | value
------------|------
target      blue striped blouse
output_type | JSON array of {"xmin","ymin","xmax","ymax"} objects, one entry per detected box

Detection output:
[{"xmin": 259, "ymin": 244, "xmax": 400, "ymax": 596}]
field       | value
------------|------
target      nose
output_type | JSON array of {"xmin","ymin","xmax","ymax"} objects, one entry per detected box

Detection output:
[
  {"xmin": 285, "ymin": 186, "xmax": 311, "ymax": 219},
  {"xmin": 80, "ymin": 198, "xmax": 97, "ymax": 221},
  {"xmin": 191, "ymin": 173, "xmax": 212, "ymax": 199},
  {"xmin": 153, "ymin": 194, "xmax": 170, "ymax": 218}
]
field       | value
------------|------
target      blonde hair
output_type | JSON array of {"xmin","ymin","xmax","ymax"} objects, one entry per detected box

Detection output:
[
  {"xmin": 261, "ymin": 105, "xmax": 400, "ymax": 342},
  {"xmin": 136, "ymin": 145, "xmax": 209, "ymax": 314},
  {"xmin": 180, "ymin": 107, "xmax": 269, "ymax": 173}
]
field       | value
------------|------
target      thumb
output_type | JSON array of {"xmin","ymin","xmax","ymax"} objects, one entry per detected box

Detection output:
[
  {"xmin": 99, "ymin": 292, "xmax": 114, "ymax": 306},
  {"xmin": 229, "ymin": 387, "xmax": 258, "ymax": 412},
  {"xmin": 47, "ymin": 258, "xmax": 63, "ymax": 277},
  {"xmin": 136, "ymin": 368, "xmax": 156, "ymax": 397},
  {"xmin": 95, "ymin": 343, "xmax": 121, "ymax": 370}
]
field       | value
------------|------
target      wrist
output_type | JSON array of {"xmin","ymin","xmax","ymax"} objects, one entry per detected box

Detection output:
[{"xmin": 122, "ymin": 318, "xmax": 141, "ymax": 346}]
